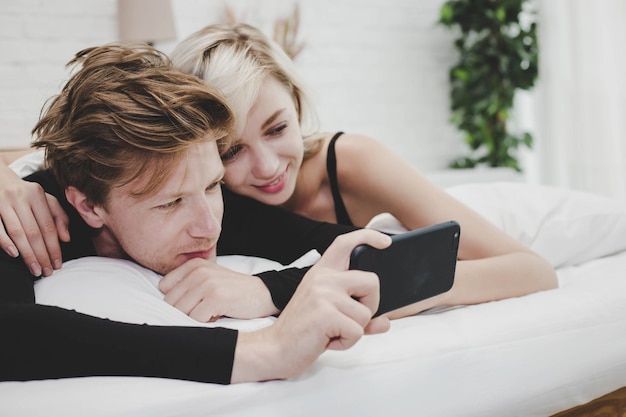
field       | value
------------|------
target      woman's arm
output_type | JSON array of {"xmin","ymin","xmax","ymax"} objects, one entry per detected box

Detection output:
[
  {"xmin": 217, "ymin": 189, "xmax": 359, "ymax": 311},
  {"xmin": 219, "ymin": 188, "xmax": 357, "ymax": 263},
  {"xmin": 335, "ymin": 134, "xmax": 558, "ymax": 316},
  {"xmin": 0, "ymin": 158, "xmax": 70, "ymax": 276}
]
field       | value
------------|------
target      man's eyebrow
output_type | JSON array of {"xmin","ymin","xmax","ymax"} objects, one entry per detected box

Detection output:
[
  {"xmin": 261, "ymin": 109, "xmax": 286, "ymax": 130},
  {"xmin": 147, "ymin": 167, "xmax": 224, "ymax": 202}
]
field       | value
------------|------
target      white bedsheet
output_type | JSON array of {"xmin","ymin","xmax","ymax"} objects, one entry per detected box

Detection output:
[{"xmin": 1, "ymin": 251, "xmax": 625, "ymax": 417}]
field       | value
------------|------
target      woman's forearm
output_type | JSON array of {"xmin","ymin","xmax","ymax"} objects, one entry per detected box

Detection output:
[
  {"xmin": 384, "ymin": 252, "xmax": 558, "ymax": 319},
  {"xmin": 446, "ymin": 252, "xmax": 558, "ymax": 305}
]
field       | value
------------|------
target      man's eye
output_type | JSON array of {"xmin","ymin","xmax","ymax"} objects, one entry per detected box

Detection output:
[
  {"xmin": 221, "ymin": 145, "xmax": 242, "ymax": 162},
  {"xmin": 157, "ymin": 198, "xmax": 181, "ymax": 210}
]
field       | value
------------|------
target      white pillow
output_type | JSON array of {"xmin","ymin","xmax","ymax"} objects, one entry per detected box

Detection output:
[
  {"xmin": 8, "ymin": 149, "xmax": 45, "ymax": 177},
  {"xmin": 367, "ymin": 182, "xmax": 626, "ymax": 268},
  {"xmin": 35, "ymin": 251, "xmax": 320, "ymax": 330}
]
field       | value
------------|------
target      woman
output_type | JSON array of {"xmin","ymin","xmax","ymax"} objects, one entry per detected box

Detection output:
[
  {"xmin": 169, "ymin": 23, "xmax": 557, "ymax": 316},
  {"xmin": 1, "ymin": 23, "xmax": 557, "ymax": 317}
]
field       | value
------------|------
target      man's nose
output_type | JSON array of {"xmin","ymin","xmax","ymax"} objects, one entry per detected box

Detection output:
[{"xmin": 189, "ymin": 199, "xmax": 221, "ymax": 238}]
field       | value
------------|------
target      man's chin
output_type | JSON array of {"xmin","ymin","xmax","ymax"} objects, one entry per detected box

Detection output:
[{"xmin": 132, "ymin": 251, "xmax": 216, "ymax": 276}]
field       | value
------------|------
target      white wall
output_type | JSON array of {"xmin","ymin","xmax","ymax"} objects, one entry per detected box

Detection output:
[
  {"xmin": 0, "ymin": 0, "xmax": 463, "ymax": 171},
  {"xmin": 532, "ymin": 0, "xmax": 626, "ymax": 202},
  {"xmin": 0, "ymin": 0, "xmax": 117, "ymax": 149}
]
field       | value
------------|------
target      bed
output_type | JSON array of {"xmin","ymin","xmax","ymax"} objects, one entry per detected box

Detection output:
[{"xmin": 2, "ymin": 153, "xmax": 626, "ymax": 416}]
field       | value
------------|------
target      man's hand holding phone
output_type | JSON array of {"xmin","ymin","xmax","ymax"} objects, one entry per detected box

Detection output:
[{"xmin": 231, "ymin": 229, "xmax": 391, "ymax": 383}]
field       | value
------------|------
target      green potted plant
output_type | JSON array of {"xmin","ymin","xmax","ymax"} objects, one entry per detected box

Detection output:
[{"xmin": 438, "ymin": 0, "xmax": 538, "ymax": 172}]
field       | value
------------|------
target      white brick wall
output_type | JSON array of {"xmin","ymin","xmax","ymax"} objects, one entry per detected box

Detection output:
[{"xmin": 0, "ymin": 0, "xmax": 463, "ymax": 171}]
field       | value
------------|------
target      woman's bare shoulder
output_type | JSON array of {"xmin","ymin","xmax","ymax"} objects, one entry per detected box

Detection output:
[
  {"xmin": 336, "ymin": 132, "xmax": 381, "ymax": 148},
  {"xmin": 334, "ymin": 133, "xmax": 399, "ymax": 169}
]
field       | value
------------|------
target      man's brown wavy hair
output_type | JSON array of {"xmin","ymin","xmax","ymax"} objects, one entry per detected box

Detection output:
[{"xmin": 32, "ymin": 43, "xmax": 234, "ymax": 205}]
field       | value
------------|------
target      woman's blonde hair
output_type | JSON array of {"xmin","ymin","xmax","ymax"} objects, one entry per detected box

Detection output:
[
  {"xmin": 32, "ymin": 43, "xmax": 233, "ymax": 205},
  {"xmin": 170, "ymin": 23, "xmax": 324, "ymax": 159}
]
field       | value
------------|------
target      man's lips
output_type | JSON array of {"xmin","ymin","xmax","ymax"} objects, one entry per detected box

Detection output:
[
  {"xmin": 182, "ymin": 247, "xmax": 215, "ymax": 260},
  {"xmin": 255, "ymin": 170, "xmax": 287, "ymax": 194}
]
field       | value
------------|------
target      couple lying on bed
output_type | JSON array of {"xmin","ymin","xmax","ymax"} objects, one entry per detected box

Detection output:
[{"xmin": 0, "ymin": 25, "xmax": 557, "ymax": 385}]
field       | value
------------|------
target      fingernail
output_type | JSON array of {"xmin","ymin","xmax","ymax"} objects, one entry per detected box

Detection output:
[
  {"xmin": 53, "ymin": 259, "xmax": 63, "ymax": 269},
  {"xmin": 6, "ymin": 245, "xmax": 19, "ymax": 258},
  {"xmin": 30, "ymin": 263, "xmax": 42, "ymax": 277},
  {"xmin": 42, "ymin": 266, "xmax": 53, "ymax": 277}
]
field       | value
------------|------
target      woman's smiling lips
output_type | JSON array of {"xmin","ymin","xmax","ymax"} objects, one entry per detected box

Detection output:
[{"xmin": 255, "ymin": 170, "xmax": 287, "ymax": 194}]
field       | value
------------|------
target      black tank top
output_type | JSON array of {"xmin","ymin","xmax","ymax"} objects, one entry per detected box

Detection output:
[{"xmin": 326, "ymin": 132, "xmax": 354, "ymax": 226}]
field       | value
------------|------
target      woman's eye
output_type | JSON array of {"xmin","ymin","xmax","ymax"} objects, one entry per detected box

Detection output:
[
  {"xmin": 221, "ymin": 145, "xmax": 242, "ymax": 162},
  {"xmin": 267, "ymin": 123, "xmax": 287, "ymax": 137},
  {"xmin": 207, "ymin": 180, "xmax": 224, "ymax": 192}
]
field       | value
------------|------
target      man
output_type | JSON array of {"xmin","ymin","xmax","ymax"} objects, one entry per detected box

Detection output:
[{"xmin": 0, "ymin": 43, "xmax": 390, "ymax": 384}]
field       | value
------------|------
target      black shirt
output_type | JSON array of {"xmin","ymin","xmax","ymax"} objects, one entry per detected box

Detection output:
[{"xmin": 0, "ymin": 170, "xmax": 356, "ymax": 384}]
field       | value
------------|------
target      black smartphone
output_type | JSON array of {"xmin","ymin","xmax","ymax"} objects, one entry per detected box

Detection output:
[{"xmin": 349, "ymin": 221, "xmax": 460, "ymax": 317}]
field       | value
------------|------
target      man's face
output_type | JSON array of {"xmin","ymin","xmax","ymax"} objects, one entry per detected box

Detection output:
[{"xmin": 95, "ymin": 141, "xmax": 224, "ymax": 275}]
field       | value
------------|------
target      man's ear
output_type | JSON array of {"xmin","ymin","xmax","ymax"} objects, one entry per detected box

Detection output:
[{"xmin": 65, "ymin": 186, "xmax": 105, "ymax": 229}]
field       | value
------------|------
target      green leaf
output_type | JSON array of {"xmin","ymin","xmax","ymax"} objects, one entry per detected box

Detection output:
[
  {"xmin": 523, "ymin": 132, "xmax": 533, "ymax": 147},
  {"xmin": 452, "ymin": 68, "xmax": 469, "ymax": 81},
  {"xmin": 440, "ymin": 4, "xmax": 453, "ymax": 24},
  {"xmin": 496, "ymin": 7, "xmax": 506, "ymax": 22}
]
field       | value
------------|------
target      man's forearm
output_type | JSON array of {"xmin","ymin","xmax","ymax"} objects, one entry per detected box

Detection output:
[
  {"xmin": 0, "ymin": 303, "xmax": 238, "ymax": 384},
  {"xmin": 257, "ymin": 267, "xmax": 309, "ymax": 311}
]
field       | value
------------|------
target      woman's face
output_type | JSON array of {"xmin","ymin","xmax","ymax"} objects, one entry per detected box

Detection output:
[{"xmin": 221, "ymin": 76, "xmax": 304, "ymax": 206}]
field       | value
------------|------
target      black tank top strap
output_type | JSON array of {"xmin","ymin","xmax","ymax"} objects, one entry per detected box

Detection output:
[{"xmin": 326, "ymin": 132, "xmax": 354, "ymax": 226}]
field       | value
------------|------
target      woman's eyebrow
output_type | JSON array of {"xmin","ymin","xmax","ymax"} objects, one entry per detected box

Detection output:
[{"xmin": 261, "ymin": 109, "xmax": 286, "ymax": 130}]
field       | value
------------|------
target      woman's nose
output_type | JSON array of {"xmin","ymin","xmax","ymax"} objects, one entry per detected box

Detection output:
[{"xmin": 250, "ymin": 144, "xmax": 280, "ymax": 179}]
